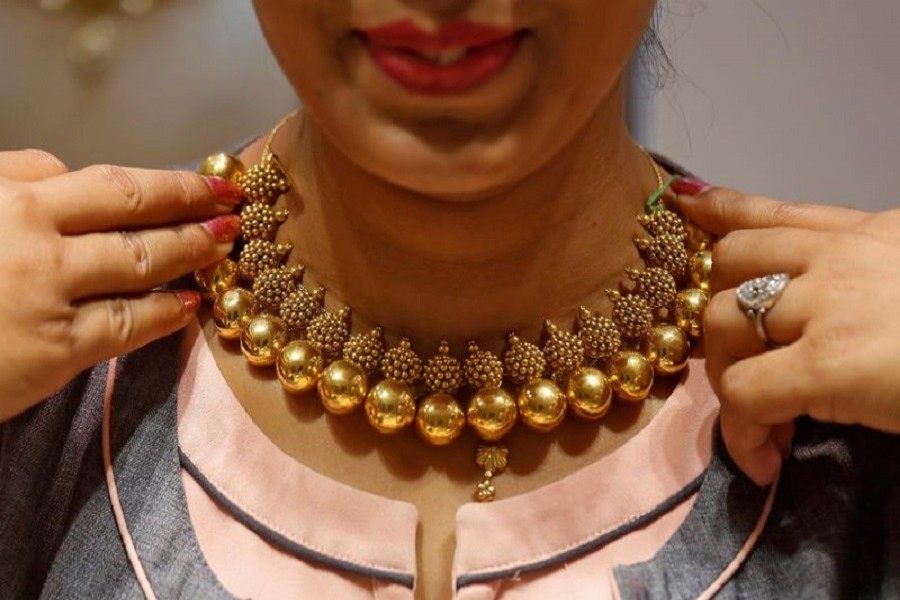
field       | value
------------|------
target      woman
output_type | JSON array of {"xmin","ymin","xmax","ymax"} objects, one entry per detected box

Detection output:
[{"xmin": 2, "ymin": 1, "xmax": 899, "ymax": 598}]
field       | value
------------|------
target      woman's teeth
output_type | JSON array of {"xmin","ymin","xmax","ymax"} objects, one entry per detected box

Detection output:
[{"xmin": 418, "ymin": 48, "xmax": 468, "ymax": 65}]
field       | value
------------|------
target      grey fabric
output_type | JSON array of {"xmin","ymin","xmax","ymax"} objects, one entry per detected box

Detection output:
[
  {"xmin": 614, "ymin": 423, "xmax": 900, "ymax": 599},
  {"xmin": 1, "ymin": 327, "xmax": 232, "ymax": 599}
]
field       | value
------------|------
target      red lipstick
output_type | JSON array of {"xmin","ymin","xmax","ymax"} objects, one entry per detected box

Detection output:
[{"xmin": 358, "ymin": 19, "xmax": 523, "ymax": 95}]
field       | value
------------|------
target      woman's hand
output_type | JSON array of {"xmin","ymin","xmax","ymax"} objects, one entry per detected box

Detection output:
[
  {"xmin": 674, "ymin": 179, "xmax": 900, "ymax": 486},
  {"xmin": 0, "ymin": 149, "xmax": 242, "ymax": 420}
]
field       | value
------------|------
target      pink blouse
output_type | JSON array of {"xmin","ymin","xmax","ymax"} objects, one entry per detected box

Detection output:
[{"xmin": 175, "ymin": 319, "xmax": 718, "ymax": 598}]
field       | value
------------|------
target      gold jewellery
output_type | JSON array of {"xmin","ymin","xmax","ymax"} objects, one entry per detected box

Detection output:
[{"xmin": 194, "ymin": 119, "xmax": 715, "ymax": 502}]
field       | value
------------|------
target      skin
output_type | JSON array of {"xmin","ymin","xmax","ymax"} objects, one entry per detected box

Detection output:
[{"xmin": 1, "ymin": 0, "xmax": 899, "ymax": 597}]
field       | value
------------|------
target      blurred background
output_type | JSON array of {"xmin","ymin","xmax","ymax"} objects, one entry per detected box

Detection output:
[{"xmin": 1, "ymin": 0, "xmax": 897, "ymax": 210}]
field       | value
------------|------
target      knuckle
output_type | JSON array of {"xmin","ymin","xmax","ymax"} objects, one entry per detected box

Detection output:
[
  {"xmin": 702, "ymin": 291, "xmax": 732, "ymax": 338},
  {"xmin": 712, "ymin": 230, "xmax": 750, "ymax": 266},
  {"xmin": 21, "ymin": 149, "xmax": 68, "ymax": 175},
  {"xmin": 803, "ymin": 321, "xmax": 853, "ymax": 363},
  {"xmin": 118, "ymin": 231, "xmax": 153, "ymax": 281},
  {"xmin": 167, "ymin": 170, "xmax": 203, "ymax": 211},
  {"xmin": 92, "ymin": 164, "xmax": 144, "ymax": 214},
  {"xmin": 177, "ymin": 225, "xmax": 207, "ymax": 264},
  {"xmin": 106, "ymin": 297, "xmax": 136, "ymax": 348},
  {"xmin": 2, "ymin": 185, "xmax": 38, "ymax": 217},
  {"xmin": 769, "ymin": 200, "xmax": 814, "ymax": 227},
  {"xmin": 718, "ymin": 364, "xmax": 750, "ymax": 409}
]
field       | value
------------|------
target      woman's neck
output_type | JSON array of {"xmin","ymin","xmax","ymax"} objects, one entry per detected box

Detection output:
[{"xmin": 265, "ymin": 88, "xmax": 659, "ymax": 355}]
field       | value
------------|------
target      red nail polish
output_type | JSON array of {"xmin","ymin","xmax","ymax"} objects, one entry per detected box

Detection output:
[
  {"xmin": 177, "ymin": 290, "xmax": 202, "ymax": 313},
  {"xmin": 202, "ymin": 214, "xmax": 242, "ymax": 243},
  {"xmin": 205, "ymin": 176, "xmax": 243, "ymax": 204},
  {"xmin": 672, "ymin": 177, "xmax": 712, "ymax": 196}
]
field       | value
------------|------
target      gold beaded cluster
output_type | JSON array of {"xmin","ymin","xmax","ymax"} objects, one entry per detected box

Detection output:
[{"xmin": 195, "ymin": 142, "xmax": 714, "ymax": 503}]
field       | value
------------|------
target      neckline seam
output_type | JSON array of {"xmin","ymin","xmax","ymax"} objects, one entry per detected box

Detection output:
[{"xmin": 454, "ymin": 469, "xmax": 705, "ymax": 590}]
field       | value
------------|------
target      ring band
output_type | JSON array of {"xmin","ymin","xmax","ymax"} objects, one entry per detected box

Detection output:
[{"xmin": 736, "ymin": 273, "xmax": 790, "ymax": 349}]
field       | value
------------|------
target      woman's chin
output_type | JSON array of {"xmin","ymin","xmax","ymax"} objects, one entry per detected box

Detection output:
[{"xmin": 322, "ymin": 114, "xmax": 550, "ymax": 201}]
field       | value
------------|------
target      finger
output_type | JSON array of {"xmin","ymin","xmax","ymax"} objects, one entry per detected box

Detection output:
[
  {"xmin": 63, "ymin": 215, "xmax": 240, "ymax": 299},
  {"xmin": 719, "ymin": 408, "xmax": 793, "ymax": 486},
  {"xmin": 675, "ymin": 187, "xmax": 868, "ymax": 236},
  {"xmin": 710, "ymin": 226, "xmax": 820, "ymax": 293},
  {"xmin": 0, "ymin": 149, "xmax": 69, "ymax": 181},
  {"xmin": 704, "ymin": 277, "xmax": 810, "ymax": 359},
  {"xmin": 718, "ymin": 344, "xmax": 816, "ymax": 426},
  {"xmin": 36, "ymin": 164, "xmax": 243, "ymax": 234},
  {"xmin": 69, "ymin": 290, "xmax": 201, "ymax": 368}
]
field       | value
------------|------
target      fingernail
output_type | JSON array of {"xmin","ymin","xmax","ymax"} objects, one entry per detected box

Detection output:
[
  {"xmin": 176, "ymin": 290, "xmax": 202, "ymax": 313},
  {"xmin": 672, "ymin": 177, "xmax": 712, "ymax": 196},
  {"xmin": 202, "ymin": 214, "xmax": 241, "ymax": 243},
  {"xmin": 205, "ymin": 176, "xmax": 243, "ymax": 205}
]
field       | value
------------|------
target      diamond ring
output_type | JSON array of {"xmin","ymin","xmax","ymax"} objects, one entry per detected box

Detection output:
[{"xmin": 736, "ymin": 273, "xmax": 790, "ymax": 348}]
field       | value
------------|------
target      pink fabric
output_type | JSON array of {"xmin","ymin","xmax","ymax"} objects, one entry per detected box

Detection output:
[
  {"xmin": 177, "ymin": 321, "xmax": 417, "ymax": 599},
  {"xmin": 696, "ymin": 471, "xmax": 781, "ymax": 600},
  {"xmin": 102, "ymin": 357, "xmax": 157, "ymax": 600},
  {"xmin": 177, "ymin": 319, "xmax": 720, "ymax": 599}
]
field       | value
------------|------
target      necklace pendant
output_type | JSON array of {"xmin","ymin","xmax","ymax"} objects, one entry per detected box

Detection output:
[{"xmin": 474, "ymin": 444, "xmax": 509, "ymax": 503}]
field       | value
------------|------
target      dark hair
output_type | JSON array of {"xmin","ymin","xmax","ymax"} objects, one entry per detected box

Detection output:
[{"xmin": 636, "ymin": 8, "xmax": 675, "ymax": 89}]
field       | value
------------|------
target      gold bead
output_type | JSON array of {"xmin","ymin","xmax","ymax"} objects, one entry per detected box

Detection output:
[
  {"xmin": 307, "ymin": 306, "xmax": 351, "ymax": 357},
  {"xmin": 610, "ymin": 350, "xmax": 655, "ymax": 402},
  {"xmin": 280, "ymin": 285, "xmax": 325, "ymax": 331},
  {"xmin": 685, "ymin": 220, "xmax": 713, "ymax": 252},
  {"xmin": 466, "ymin": 388, "xmax": 517, "ymax": 441},
  {"xmin": 541, "ymin": 322, "xmax": 585, "ymax": 381},
  {"xmin": 423, "ymin": 341, "xmax": 463, "ymax": 395},
  {"xmin": 565, "ymin": 367, "xmax": 613, "ymax": 421},
  {"xmin": 276, "ymin": 340, "xmax": 324, "ymax": 394},
  {"xmin": 607, "ymin": 291, "xmax": 653, "ymax": 339},
  {"xmin": 416, "ymin": 393, "xmax": 465, "ymax": 445},
  {"xmin": 626, "ymin": 267, "xmax": 678, "ymax": 310},
  {"xmin": 239, "ymin": 239, "xmax": 292, "ymax": 280},
  {"xmin": 252, "ymin": 266, "xmax": 303, "ymax": 312},
  {"xmin": 198, "ymin": 153, "xmax": 244, "ymax": 183},
  {"xmin": 674, "ymin": 288, "xmax": 709, "ymax": 339},
  {"xmin": 690, "ymin": 250, "xmax": 713, "ymax": 293},
  {"xmin": 364, "ymin": 379, "xmax": 416, "ymax": 434},
  {"xmin": 194, "ymin": 258, "xmax": 239, "ymax": 301},
  {"xmin": 517, "ymin": 379, "xmax": 567, "ymax": 432},
  {"xmin": 241, "ymin": 152, "xmax": 291, "ymax": 204},
  {"xmin": 381, "ymin": 338, "xmax": 423, "ymax": 385},
  {"xmin": 637, "ymin": 209, "xmax": 687, "ymax": 240},
  {"xmin": 343, "ymin": 327, "xmax": 386, "ymax": 373},
  {"xmin": 464, "ymin": 342, "xmax": 504, "ymax": 389},
  {"xmin": 240, "ymin": 313, "xmax": 289, "ymax": 367},
  {"xmin": 643, "ymin": 324, "xmax": 691, "ymax": 376},
  {"xmin": 502, "ymin": 333, "xmax": 546, "ymax": 385},
  {"xmin": 475, "ymin": 478, "xmax": 497, "ymax": 503},
  {"xmin": 475, "ymin": 444, "xmax": 509, "ymax": 476},
  {"xmin": 634, "ymin": 233, "xmax": 689, "ymax": 279},
  {"xmin": 317, "ymin": 359, "xmax": 367, "ymax": 415},
  {"xmin": 241, "ymin": 203, "xmax": 289, "ymax": 241},
  {"xmin": 212, "ymin": 287, "xmax": 255, "ymax": 339},
  {"xmin": 577, "ymin": 308, "xmax": 622, "ymax": 361}
]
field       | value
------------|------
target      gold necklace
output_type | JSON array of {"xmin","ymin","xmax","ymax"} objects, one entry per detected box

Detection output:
[{"xmin": 195, "ymin": 116, "xmax": 714, "ymax": 502}]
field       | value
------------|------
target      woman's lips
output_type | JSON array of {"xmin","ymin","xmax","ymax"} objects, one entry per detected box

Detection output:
[{"xmin": 357, "ymin": 20, "xmax": 524, "ymax": 96}]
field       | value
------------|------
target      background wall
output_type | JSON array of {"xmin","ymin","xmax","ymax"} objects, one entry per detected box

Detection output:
[
  {"xmin": 1, "ymin": 1, "xmax": 897, "ymax": 211},
  {"xmin": 0, "ymin": 1, "xmax": 296, "ymax": 168},
  {"xmin": 652, "ymin": 0, "xmax": 899, "ymax": 210}
]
